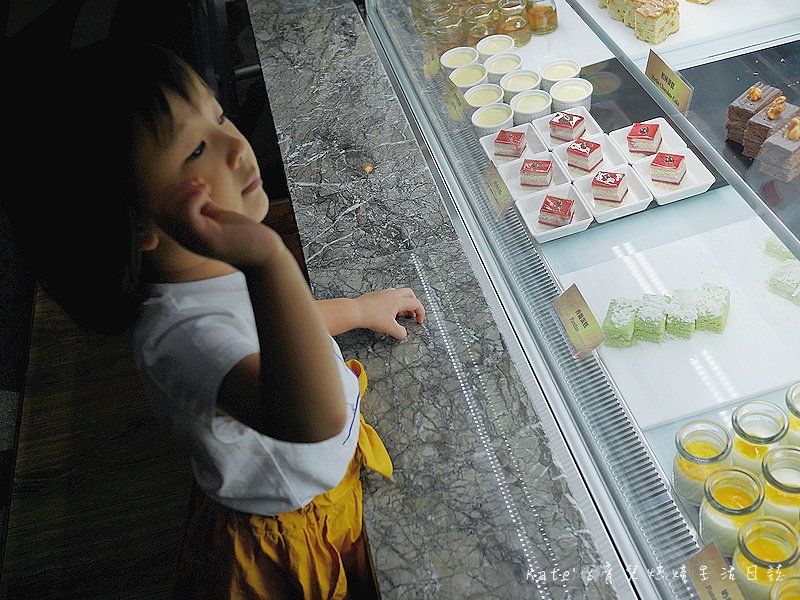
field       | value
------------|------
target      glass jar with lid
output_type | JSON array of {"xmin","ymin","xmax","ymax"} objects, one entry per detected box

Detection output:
[
  {"xmin": 762, "ymin": 446, "xmax": 800, "ymax": 525},
  {"xmin": 731, "ymin": 400, "xmax": 789, "ymax": 475},
  {"xmin": 771, "ymin": 576, "xmax": 800, "ymax": 599},
  {"xmin": 700, "ymin": 467, "xmax": 765, "ymax": 557},
  {"xmin": 733, "ymin": 516, "xmax": 800, "ymax": 600},
  {"xmin": 672, "ymin": 419, "xmax": 733, "ymax": 505},
  {"xmin": 526, "ymin": 0, "xmax": 558, "ymax": 35},
  {"xmin": 463, "ymin": 4, "xmax": 498, "ymax": 47},
  {"xmin": 785, "ymin": 381, "xmax": 800, "ymax": 446},
  {"xmin": 495, "ymin": 0, "xmax": 532, "ymax": 47}
]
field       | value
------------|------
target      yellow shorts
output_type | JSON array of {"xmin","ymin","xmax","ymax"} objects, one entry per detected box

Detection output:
[{"xmin": 172, "ymin": 360, "xmax": 392, "ymax": 600}]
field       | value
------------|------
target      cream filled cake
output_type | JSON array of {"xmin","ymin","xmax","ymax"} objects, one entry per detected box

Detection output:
[
  {"xmin": 548, "ymin": 111, "xmax": 586, "ymax": 142},
  {"xmin": 538, "ymin": 195, "xmax": 574, "ymax": 227},
  {"xmin": 519, "ymin": 158, "xmax": 553, "ymax": 188},
  {"xmin": 726, "ymin": 82, "xmax": 783, "ymax": 145},
  {"xmin": 591, "ymin": 170, "xmax": 628, "ymax": 205},
  {"xmin": 493, "ymin": 129, "xmax": 526, "ymax": 158},
  {"xmin": 743, "ymin": 96, "xmax": 799, "ymax": 159},
  {"xmin": 626, "ymin": 122, "xmax": 662, "ymax": 155},
  {"xmin": 650, "ymin": 151, "xmax": 686, "ymax": 187},
  {"xmin": 758, "ymin": 117, "xmax": 800, "ymax": 183},
  {"xmin": 566, "ymin": 138, "xmax": 603, "ymax": 173}
]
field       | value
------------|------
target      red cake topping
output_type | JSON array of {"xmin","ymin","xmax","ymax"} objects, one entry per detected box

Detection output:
[
  {"xmin": 541, "ymin": 195, "xmax": 574, "ymax": 218},
  {"xmin": 567, "ymin": 138, "xmax": 601, "ymax": 157},
  {"xmin": 627, "ymin": 122, "xmax": 660, "ymax": 141},
  {"xmin": 495, "ymin": 129, "xmax": 525, "ymax": 147},
  {"xmin": 520, "ymin": 159, "xmax": 553, "ymax": 174},
  {"xmin": 651, "ymin": 152, "xmax": 685, "ymax": 169},
  {"xmin": 549, "ymin": 111, "xmax": 585, "ymax": 131},
  {"xmin": 592, "ymin": 171, "xmax": 626, "ymax": 188}
]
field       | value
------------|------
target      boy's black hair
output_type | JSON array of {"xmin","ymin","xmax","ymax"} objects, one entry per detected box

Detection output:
[{"xmin": 7, "ymin": 40, "xmax": 203, "ymax": 335}]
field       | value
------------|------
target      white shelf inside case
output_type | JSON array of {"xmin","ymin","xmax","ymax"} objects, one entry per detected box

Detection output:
[{"xmin": 558, "ymin": 215, "xmax": 800, "ymax": 430}]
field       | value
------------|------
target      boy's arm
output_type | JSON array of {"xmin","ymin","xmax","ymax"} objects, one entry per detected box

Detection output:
[{"xmin": 316, "ymin": 289, "xmax": 425, "ymax": 339}]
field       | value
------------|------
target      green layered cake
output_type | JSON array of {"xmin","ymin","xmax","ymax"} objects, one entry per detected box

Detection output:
[
  {"xmin": 768, "ymin": 260, "xmax": 800, "ymax": 301},
  {"xmin": 764, "ymin": 234, "xmax": 796, "ymax": 261},
  {"xmin": 602, "ymin": 297, "xmax": 639, "ymax": 347},
  {"xmin": 696, "ymin": 284, "xmax": 730, "ymax": 333},
  {"xmin": 665, "ymin": 289, "xmax": 699, "ymax": 339},
  {"xmin": 633, "ymin": 294, "xmax": 667, "ymax": 343}
]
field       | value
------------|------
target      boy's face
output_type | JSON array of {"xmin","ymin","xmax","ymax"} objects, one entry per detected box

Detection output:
[{"xmin": 136, "ymin": 78, "xmax": 269, "ymax": 229}]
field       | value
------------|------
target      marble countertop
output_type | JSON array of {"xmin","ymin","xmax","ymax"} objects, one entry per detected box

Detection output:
[{"xmin": 246, "ymin": 1, "xmax": 621, "ymax": 597}]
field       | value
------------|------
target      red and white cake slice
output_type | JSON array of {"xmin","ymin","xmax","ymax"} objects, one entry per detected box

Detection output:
[
  {"xmin": 538, "ymin": 195, "xmax": 575, "ymax": 227},
  {"xmin": 549, "ymin": 111, "xmax": 586, "ymax": 142},
  {"xmin": 493, "ymin": 129, "xmax": 526, "ymax": 158},
  {"xmin": 650, "ymin": 151, "xmax": 686, "ymax": 187},
  {"xmin": 591, "ymin": 170, "xmax": 628, "ymax": 205},
  {"xmin": 566, "ymin": 138, "xmax": 603, "ymax": 173},
  {"xmin": 519, "ymin": 158, "xmax": 553, "ymax": 188},
  {"xmin": 626, "ymin": 122, "xmax": 662, "ymax": 155}
]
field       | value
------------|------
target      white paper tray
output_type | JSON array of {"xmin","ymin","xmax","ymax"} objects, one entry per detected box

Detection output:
[
  {"xmin": 552, "ymin": 133, "xmax": 628, "ymax": 180},
  {"xmin": 479, "ymin": 123, "xmax": 548, "ymax": 167},
  {"xmin": 632, "ymin": 146, "xmax": 716, "ymax": 205},
  {"xmin": 515, "ymin": 182, "xmax": 594, "ymax": 243},
  {"xmin": 608, "ymin": 117, "xmax": 687, "ymax": 164},
  {"xmin": 498, "ymin": 151, "xmax": 571, "ymax": 199},
  {"xmin": 573, "ymin": 164, "xmax": 654, "ymax": 224},
  {"xmin": 532, "ymin": 106, "xmax": 604, "ymax": 150}
]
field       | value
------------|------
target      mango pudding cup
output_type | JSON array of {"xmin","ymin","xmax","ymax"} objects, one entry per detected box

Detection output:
[
  {"xmin": 762, "ymin": 446, "xmax": 800, "ymax": 524},
  {"xmin": 786, "ymin": 382, "xmax": 800, "ymax": 446},
  {"xmin": 733, "ymin": 517, "xmax": 800, "ymax": 600},
  {"xmin": 771, "ymin": 575, "xmax": 800, "ymax": 599},
  {"xmin": 672, "ymin": 419, "xmax": 732, "ymax": 506},
  {"xmin": 731, "ymin": 400, "xmax": 789, "ymax": 474},
  {"xmin": 699, "ymin": 467, "xmax": 764, "ymax": 556}
]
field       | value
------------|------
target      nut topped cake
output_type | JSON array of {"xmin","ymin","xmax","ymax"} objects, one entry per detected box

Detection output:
[
  {"xmin": 566, "ymin": 138, "xmax": 603, "ymax": 173},
  {"xmin": 743, "ymin": 96, "xmax": 799, "ymax": 159},
  {"xmin": 519, "ymin": 158, "xmax": 553, "ymax": 188},
  {"xmin": 494, "ymin": 129, "xmax": 526, "ymax": 158},
  {"xmin": 591, "ymin": 170, "xmax": 628, "ymax": 205},
  {"xmin": 726, "ymin": 82, "xmax": 783, "ymax": 145},
  {"xmin": 758, "ymin": 117, "xmax": 800, "ymax": 183},
  {"xmin": 538, "ymin": 194, "xmax": 574, "ymax": 227},
  {"xmin": 549, "ymin": 111, "xmax": 587, "ymax": 142},
  {"xmin": 627, "ymin": 122, "xmax": 662, "ymax": 155},
  {"xmin": 650, "ymin": 151, "xmax": 686, "ymax": 187}
]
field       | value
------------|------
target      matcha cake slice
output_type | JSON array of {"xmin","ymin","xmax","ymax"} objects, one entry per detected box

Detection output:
[
  {"xmin": 696, "ymin": 284, "xmax": 730, "ymax": 333},
  {"xmin": 768, "ymin": 260, "xmax": 800, "ymax": 300},
  {"xmin": 665, "ymin": 289, "xmax": 699, "ymax": 339},
  {"xmin": 634, "ymin": 294, "xmax": 667, "ymax": 343},
  {"xmin": 764, "ymin": 234, "xmax": 796, "ymax": 261},
  {"xmin": 602, "ymin": 297, "xmax": 639, "ymax": 347}
]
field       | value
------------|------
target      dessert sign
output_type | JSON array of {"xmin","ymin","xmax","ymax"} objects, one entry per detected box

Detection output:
[
  {"xmin": 482, "ymin": 162, "xmax": 514, "ymax": 218},
  {"xmin": 442, "ymin": 78, "xmax": 469, "ymax": 124},
  {"xmin": 645, "ymin": 50, "xmax": 693, "ymax": 114},
  {"xmin": 552, "ymin": 284, "xmax": 604, "ymax": 360},
  {"xmin": 684, "ymin": 542, "xmax": 745, "ymax": 600}
]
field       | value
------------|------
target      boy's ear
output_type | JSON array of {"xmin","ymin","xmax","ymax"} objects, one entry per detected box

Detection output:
[{"xmin": 138, "ymin": 227, "xmax": 160, "ymax": 252}]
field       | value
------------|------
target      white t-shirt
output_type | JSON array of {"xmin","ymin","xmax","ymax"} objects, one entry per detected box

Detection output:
[{"xmin": 132, "ymin": 272, "xmax": 361, "ymax": 516}]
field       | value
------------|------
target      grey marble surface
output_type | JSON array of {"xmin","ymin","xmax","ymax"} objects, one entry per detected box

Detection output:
[{"xmin": 247, "ymin": 1, "xmax": 620, "ymax": 598}]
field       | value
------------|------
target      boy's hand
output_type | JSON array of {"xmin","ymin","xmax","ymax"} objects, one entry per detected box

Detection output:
[{"xmin": 354, "ymin": 288, "xmax": 425, "ymax": 340}]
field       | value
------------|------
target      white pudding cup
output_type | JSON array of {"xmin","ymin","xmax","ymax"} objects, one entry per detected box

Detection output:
[
  {"xmin": 471, "ymin": 103, "xmax": 514, "ymax": 137},
  {"xmin": 540, "ymin": 58, "xmax": 581, "ymax": 92},
  {"xmin": 464, "ymin": 83, "xmax": 505, "ymax": 114},
  {"xmin": 449, "ymin": 63, "xmax": 488, "ymax": 92},
  {"xmin": 476, "ymin": 34, "xmax": 515, "ymax": 62},
  {"xmin": 500, "ymin": 69, "xmax": 541, "ymax": 103},
  {"xmin": 440, "ymin": 46, "xmax": 480, "ymax": 76},
  {"xmin": 550, "ymin": 77, "xmax": 594, "ymax": 112},
  {"xmin": 510, "ymin": 89, "xmax": 552, "ymax": 125},
  {"xmin": 484, "ymin": 52, "xmax": 523, "ymax": 84}
]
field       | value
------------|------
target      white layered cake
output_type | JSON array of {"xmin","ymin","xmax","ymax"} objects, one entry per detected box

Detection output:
[
  {"xmin": 519, "ymin": 158, "xmax": 553, "ymax": 188},
  {"xmin": 627, "ymin": 122, "xmax": 662, "ymax": 155},
  {"xmin": 549, "ymin": 111, "xmax": 586, "ymax": 142},
  {"xmin": 591, "ymin": 170, "xmax": 628, "ymax": 205},
  {"xmin": 566, "ymin": 138, "xmax": 603, "ymax": 173},
  {"xmin": 494, "ymin": 129, "xmax": 526, "ymax": 158},
  {"xmin": 650, "ymin": 151, "xmax": 686, "ymax": 187}
]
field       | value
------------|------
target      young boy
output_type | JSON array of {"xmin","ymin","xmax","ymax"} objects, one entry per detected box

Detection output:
[{"xmin": 8, "ymin": 40, "xmax": 424, "ymax": 598}]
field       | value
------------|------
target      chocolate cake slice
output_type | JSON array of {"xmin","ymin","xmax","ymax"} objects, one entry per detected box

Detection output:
[
  {"xmin": 743, "ymin": 97, "xmax": 799, "ymax": 158},
  {"xmin": 758, "ymin": 118, "xmax": 800, "ymax": 183},
  {"xmin": 726, "ymin": 82, "xmax": 782, "ymax": 145}
]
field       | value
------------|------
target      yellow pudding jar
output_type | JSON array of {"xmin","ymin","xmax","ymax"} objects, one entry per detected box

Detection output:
[
  {"xmin": 771, "ymin": 575, "xmax": 800, "ymax": 599},
  {"xmin": 672, "ymin": 420, "xmax": 732, "ymax": 506},
  {"xmin": 731, "ymin": 401, "xmax": 789, "ymax": 475},
  {"xmin": 763, "ymin": 447, "xmax": 800, "ymax": 525},
  {"xmin": 786, "ymin": 382, "xmax": 800, "ymax": 447},
  {"xmin": 700, "ymin": 468, "xmax": 764, "ymax": 556},
  {"xmin": 733, "ymin": 517, "xmax": 800, "ymax": 600}
]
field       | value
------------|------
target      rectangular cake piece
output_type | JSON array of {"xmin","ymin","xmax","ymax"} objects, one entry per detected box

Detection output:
[
  {"xmin": 758, "ymin": 117, "xmax": 800, "ymax": 183},
  {"xmin": 538, "ymin": 195, "xmax": 574, "ymax": 227},
  {"xmin": 591, "ymin": 170, "xmax": 628, "ymax": 205},
  {"xmin": 519, "ymin": 158, "xmax": 553, "ymax": 188},
  {"xmin": 764, "ymin": 234, "xmax": 796, "ymax": 261},
  {"xmin": 726, "ymin": 82, "xmax": 783, "ymax": 145},
  {"xmin": 627, "ymin": 122, "xmax": 662, "ymax": 155},
  {"xmin": 494, "ymin": 129, "xmax": 526, "ymax": 158},
  {"xmin": 634, "ymin": 0, "xmax": 679, "ymax": 45},
  {"xmin": 633, "ymin": 294, "xmax": 667, "ymax": 343},
  {"xmin": 743, "ymin": 97, "xmax": 799, "ymax": 159},
  {"xmin": 566, "ymin": 138, "xmax": 603, "ymax": 173},
  {"xmin": 666, "ymin": 289, "xmax": 700, "ymax": 339},
  {"xmin": 768, "ymin": 260, "xmax": 800, "ymax": 301},
  {"xmin": 650, "ymin": 151, "xmax": 686, "ymax": 187},
  {"xmin": 549, "ymin": 111, "xmax": 586, "ymax": 142},
  {"xmin": 696, "ymin": 284, "xmax": 730, "ymax": 333},
  {"xmin": 602, "ymin": 297, "xmax": 639, "ymax": 347}
]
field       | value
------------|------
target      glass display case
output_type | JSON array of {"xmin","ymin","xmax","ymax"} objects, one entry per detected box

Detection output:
[{"xmin": 365, "ymin": 0, "xmax": 800, "ymax": 598}]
